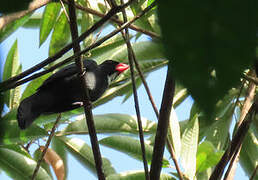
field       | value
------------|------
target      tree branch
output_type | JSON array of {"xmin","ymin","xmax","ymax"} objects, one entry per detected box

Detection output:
[
  {"xmin": 150, "ymin": 66, "xmax": 176, "ymax": 180},
  {"xmin": 67, "ymin": 0, "xmax": 105, "ymax": 179},
  {"xmin": 118, "ymin": 0, "xmax": 149, "ymax": 178},
  {"xmin": 31, "ymin": 114, "xmax": 61, "ymax": 180}
]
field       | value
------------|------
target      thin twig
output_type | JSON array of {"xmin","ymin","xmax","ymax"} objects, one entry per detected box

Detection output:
[
  {"xmin": 60, "ymin": 0, "xmax": 70, "ymax": 23},
  {"xmin": 67, "ymin": 1, "xmax": 105, "ymax": 179},
  {"xmin": 223, "ymin": 71, "xmax": 256, "ymax": 180},
  {"xmin": 0, "ymin": 1, "xmax": 156, "ymax": 92},
  {"xmin": 62, "ymin": 0, "xmax": 159, "ymax": 39},
  {"xmin": 31, "ymin": 114, "xmax": 61, "ymax": 180},
  {"xmin": 0, "ymin": 0, "xmax": 136, "ymax": 91},
  {"xmin": 150, "ymin": 66, "xmax": 176, "ymax": 180},
  {"xmin": 118, "ymin": 0, "xmax": 149, "ymax": 179},
  {"xmin": 250, "ymin": 165, "xmax": 258, "ymax": 180}
]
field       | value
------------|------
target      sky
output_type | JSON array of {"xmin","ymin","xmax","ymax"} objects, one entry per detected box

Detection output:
[{"xmin": 0, "ymin": 13, "xmax": 248, "ymax": 180}]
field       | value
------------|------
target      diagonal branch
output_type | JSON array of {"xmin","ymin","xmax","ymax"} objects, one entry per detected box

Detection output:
[
  {"xmin": 67, "ymin": 1, "xmax": 105, "ymax": 179},
  {"xmin": 62, "ymin": 0, "xmax": 159, "ymax": 39},
  {"xmin": 0, "ymin": 1, "xmax": 157, "ymax": 92},
  {"xmin": 31, "ymin": 114, "xmax": 61, "ymax": 180},
  {"xmin": 0, "ymin": 0, "xmax": 136, "ymax": 91}
]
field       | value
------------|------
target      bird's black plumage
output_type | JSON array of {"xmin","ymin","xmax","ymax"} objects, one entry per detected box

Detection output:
[{"xmin": 17, "ymin": 59, "xmax": 129, "ymax": 129}]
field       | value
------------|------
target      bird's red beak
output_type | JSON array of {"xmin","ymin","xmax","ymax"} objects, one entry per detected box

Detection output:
[{"xmin": 115, "ymin": 63, "xmax": 129, "ymax": 73}]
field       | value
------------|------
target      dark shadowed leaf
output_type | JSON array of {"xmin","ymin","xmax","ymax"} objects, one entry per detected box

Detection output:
[{"xmin": 157, "ymin": 1, "xmax": 258, "ymax": 114}]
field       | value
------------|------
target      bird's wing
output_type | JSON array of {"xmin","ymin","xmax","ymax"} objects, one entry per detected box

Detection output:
[{"xmin": 38, "ymin": 60, "xmax": 97, "ymax": 90}]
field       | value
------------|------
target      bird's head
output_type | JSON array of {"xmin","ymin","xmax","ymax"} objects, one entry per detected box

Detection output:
[{"xmin": 100, "ymin": 60, "xmax": 129, "ymax": 83}]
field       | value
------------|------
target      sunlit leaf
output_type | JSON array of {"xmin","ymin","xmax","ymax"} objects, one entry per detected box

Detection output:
[
  {"xmin": 0, "ymin": 148, "xmax": 51, "ymax": 180},
  {"xmin": 180, "ymin": 114, "xmax": 199, "ymax": 179},
  {"xmin": 99, "ymin": 136, "xmax": 169, "ymax": 167},
  {"xmin": 40, "ymin": 2, "xmax": 61, "ymax": 46},
  {"xmin": 57, "ymin": 136, "xmax": 116, "ymax": 177}
]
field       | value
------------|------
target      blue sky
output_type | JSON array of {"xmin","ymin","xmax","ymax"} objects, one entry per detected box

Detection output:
[{"xmin": 0, "ymin": 17, "xmax": 248, "ymax": 180}]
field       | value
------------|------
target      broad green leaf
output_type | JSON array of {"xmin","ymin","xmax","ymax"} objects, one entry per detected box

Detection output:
[
  {"xmin": 99, "ymin": 136, "xmax": 169, "ymax": 167},
  {"xmin": 158, "ymin": 1, "xmax": 257, "ymax": 114},
  {"xmin": 167, "ymin": 108, "xmax": 181, "ymax": 158},
  {"xmin": 0, "ymin": 116, "xmax": 48, "ymax": 145},
  {"xmin": 21, "ymin": 73, "xmax": 51, "ymax": 101},
  {"xmin": 60, "ymin": 113, "xmax": 156, "ymax": 135},
  {"xmin": 173, "ymin": 88, "xmax": 188, "ymax": 108},
  {"xmin": 239, "ymin": 124, "xmax": 258, "ymax": 178},
  {"xmin": 196, "ymin": 141, "xmax": 223, "ymax": 173},
  {"xmin": 0, "ymin": 148, "xmax": 51, "ymax": 180},
  {"xmin": 1, "ymin": 144, "xmax": 31, "ymax": 158},
  {"xmin": 57, "ymin": 136, "xmax": 116, "ymax": 177},
  {"xmin": 49, "ymin": 10, "xmax": 70, "ymax": 56},
  {"xmin": 122, "ymin": 76, "xmax": 142, "ymax": 103},
  {"xmin": 107, "ymin": 170, "xmax": 175, "ymax": 180},
  {"xmin": 0, "ymin": 14, "xmax": 32, "ymax": 42},
  {"xmin": 22, "ymin": 13, "xmax": 42, "ymax": 28},
  {"xmin": 3, "ymin": 40, "xmax": 22, "ymax": 109},
  {"xmin": 40, "ymin": 2, "xmax": 61, "ymax": 46},
  {"xmin": 180, "ymin": 114, "xmax": 199, "ymax": 179}
]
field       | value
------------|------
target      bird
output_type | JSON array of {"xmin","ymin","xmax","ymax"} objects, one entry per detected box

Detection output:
[{"xmin": 17, "ymin": 59, "xmax": 129, "ymax": 129}]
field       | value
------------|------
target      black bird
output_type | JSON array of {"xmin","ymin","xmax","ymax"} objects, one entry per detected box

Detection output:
[{"xmin": 17, "ymin": 59, "xmax": 129, "ymax": 129}]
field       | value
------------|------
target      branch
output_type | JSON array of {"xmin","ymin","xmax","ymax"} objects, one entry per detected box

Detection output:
[
  {"xmin": 150, "ymin": 66, "xmax": 176, "ymax": 179},
  {"xmin": 209, "ymin": 99, "xmax": 258, "ymax": 180},
  {"xmin": 223, "ymin": 71, "xmax": 256, "ymax": 180},
  {"xmin": 0, "ymin": 1, "xmax": 156, "ymax": 92},
  {"xmin": 62, "ymin": 0, "xmax": 159, "ymax": 39},
  {"xmin": 0, "ymin": 0, "xmax": 136, "ymax": 91},
  {"xmin": 67, "ymin": 0, "xmax": 105, "ymax": 179},
  {"xmin": 0, "ymin": 0, "xmax": 51, "ymax": 29},
  {"xmin": 118, "ymin": 0, "xmax": 149, "ymax": 179},
  {"xmin": 31, "ymin": 114, "xmax": 61, "ymax": 180}
]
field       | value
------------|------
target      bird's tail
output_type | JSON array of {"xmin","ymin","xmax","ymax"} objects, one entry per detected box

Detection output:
[{"xmin": 17, "ymin": 92, "xmax": 45, "ymax": 129}]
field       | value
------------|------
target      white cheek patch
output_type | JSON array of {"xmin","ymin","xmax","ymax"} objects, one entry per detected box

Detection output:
[{"xmin": 85, "ymin": 72, "xmax": 96, "ymax": 90}]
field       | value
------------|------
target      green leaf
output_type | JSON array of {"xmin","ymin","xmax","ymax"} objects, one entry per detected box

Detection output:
[
  {"xmin": 0, "ymin": 110, "xmax": 48, "ymax": 145},
  {"xmin": 49, "ymin": 10, "xmax": 70, "ymax": 56},
  {"xmin": 60, "ymin": 113, "xmax": 156, "ymax": 135},
  {"xmin": 3, "ymin": 39, "xmax": 22, "ymax": 109},
  {"xmin": 196, "ymin": 141, "xmax": 223, "ymax": 173},
  {"xmin": 158, "ymin": 1, "xmax": 257, "ymax": 114},
  {"xmin": 180, "ymin": 114, "xmax": 199, "ymax": 179},
  {"xmin": 107, "ymin": 170, "xmax": 175, "ymax": 180},
  {"xmin": 167, "ymin": 108, "xmax": 181, "ymax": 158},
  {"xmin": 0, "ymin": 14, "xmax": 32, "ymax": 42},
  {"xmin": 57, "ymin": 136, "xmax": 116, "ymax": 177},
  {"xmin": 39, "ymin": 2, "xmax": 61, "ymax": 46},
  {"xmin": 0, "ymin": 148, "xmax": 52, "ymax": 180},
  {"xmin": 99, "ymin": 136, "xmax": 169, "ymax": 167}
]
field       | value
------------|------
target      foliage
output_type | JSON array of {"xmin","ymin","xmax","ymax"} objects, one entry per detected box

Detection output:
[{"xmin": 0, "ymin": 0, "xmax": 257, "ymax": 180}]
